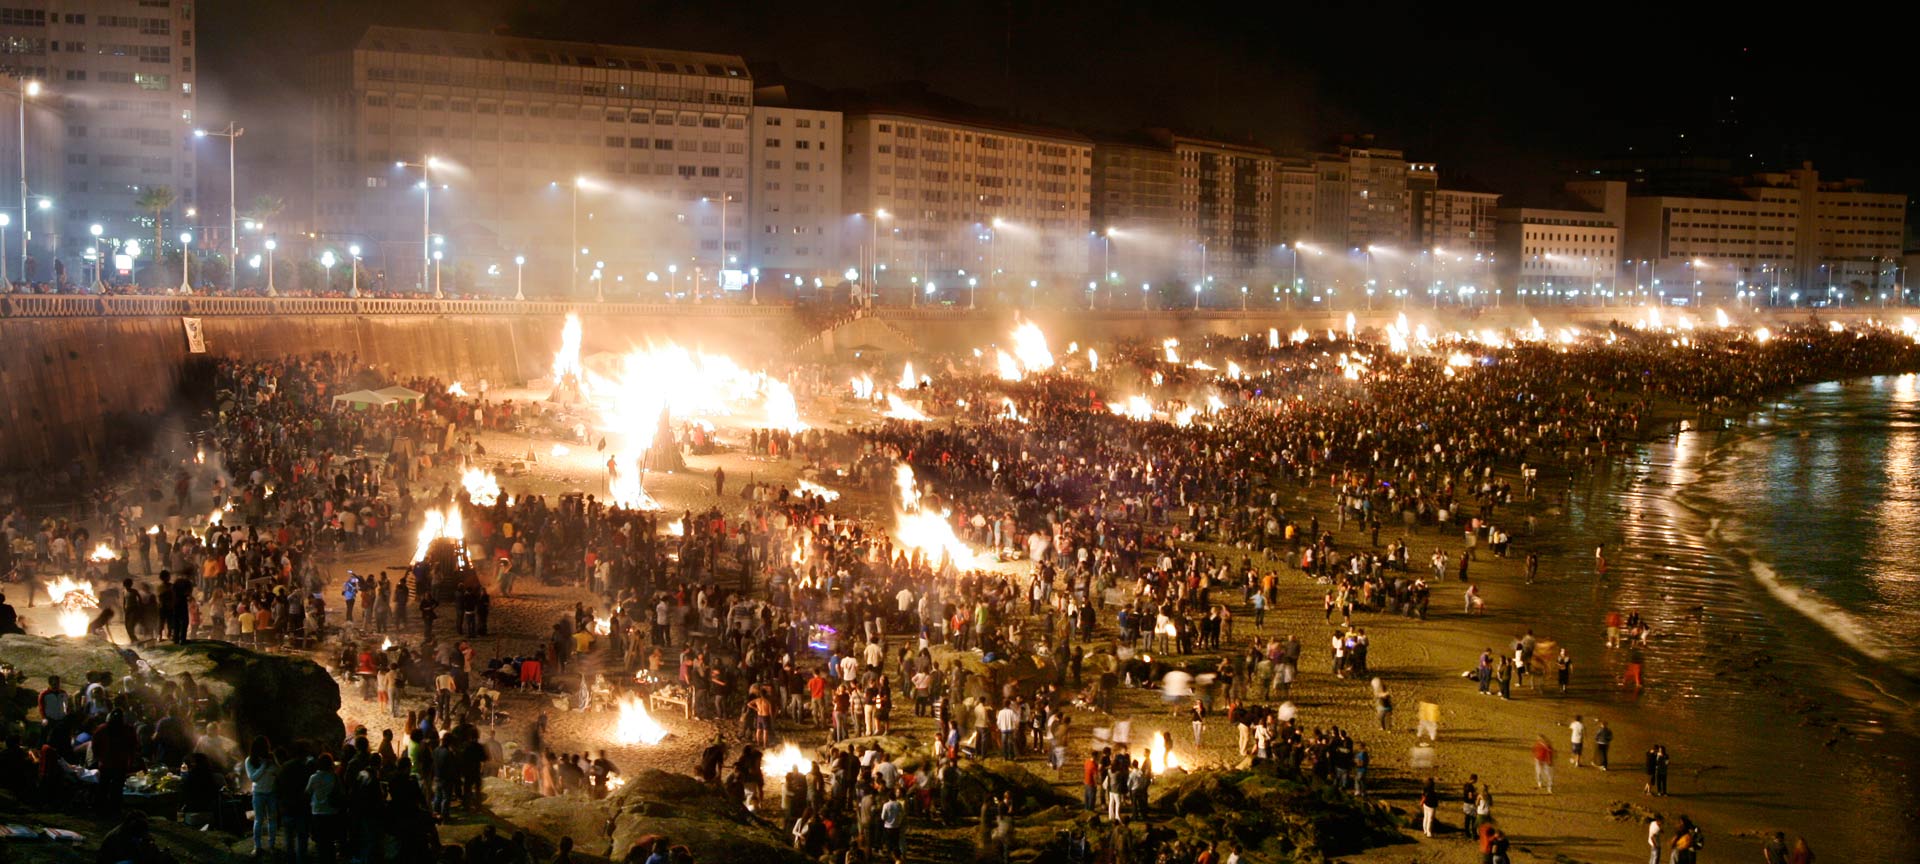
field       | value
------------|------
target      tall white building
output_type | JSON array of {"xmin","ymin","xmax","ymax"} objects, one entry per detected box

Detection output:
[
  {"xmin": 842, "ymin": 102, "xmax": 1091, "ymax": 304},
  {"xmin": 312, "ymin": 26, "xmax": 752, "ymax": 297},
  {"xmin": 748, "ymin": 88, "xmax": 842, "ymax": 291},
  {"xmin": 1495, "ymin": 203, "xmax": 1619, "ymax": 303},
  {"xmin": 1, "ymin": 0, "xmax": 197, "ymax": 284}
]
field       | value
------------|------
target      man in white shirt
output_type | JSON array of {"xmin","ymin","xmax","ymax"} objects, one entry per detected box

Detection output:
[
  {"xmin": 1569, "ymin": 715, "xmax": 1586, "ymax": 768},
  {"xmin": 995, "ymin": 703, "xmax": 1020, "ymax": 759},
  {"xmin": 1646, "ymin": 816, "xmax": 1662, "ymax": 864}
]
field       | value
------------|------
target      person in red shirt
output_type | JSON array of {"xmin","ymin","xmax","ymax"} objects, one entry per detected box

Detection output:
[{"xmin": 1532, "ymin": 735, "xmax": 1556, "ymax": 793}]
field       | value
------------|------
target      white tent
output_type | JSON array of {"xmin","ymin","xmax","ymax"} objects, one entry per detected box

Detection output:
[
  {"xmin": 374, "ymin": 385, "xmax": 425, "ymax": 403},
  {"xmin": 332, "ymin": 389, "xmax": 398, "ymax": 409}
]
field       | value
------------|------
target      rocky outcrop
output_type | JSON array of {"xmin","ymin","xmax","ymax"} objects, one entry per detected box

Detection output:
[
  {"xmin": 480, "ymin": 770, "xmax": 805, "ymax": 864},
  {"xmin": 0, "ymin": 634, "xmax": 344, "ymax": 750}
]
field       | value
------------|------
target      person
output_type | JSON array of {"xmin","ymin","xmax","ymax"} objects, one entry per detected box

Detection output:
[
  {"xmin": 92, "ymin": 710, "xmax": 140, "ymax": 816},
  {"xmin": 97, "ymin": 812, "xmax": 167, "ymax": 864},
  {"xmin": 1418, "ymin": 778, "xmax": 1438, "ymax": 837},
  {"xmin": 1644, "ymin": 745, "xmax": 1660, "ymax": 796},
  {"xmin": 1461, "ymin": 774, "xmax": 1479, "ymax": 835},
  {"xmin": 1669, "ymin": 814, "xmax": 1703, "ymax": 864},
  {"xmin": 1531, "ymin": 735, "xmax": 1554, "ymax": 793},
  {"xmin": 307, "ymin": 754, "xmax": 340, "ymax": 864},
  {"xmin": 245, "ymin": 737, "xmax": 280, "ymax": 857},
  {"xmin": 1788, "ymin": 836, "xmax": 1815, "ymax": 864},
  {"xmin": 1645, "ymin": 814, "xmax": 1663, "ymax": 864},
  {"xmin": 1416, "ymin": 701, "xmax": 1440, "ymax": 741},
  {"xmin": 1568, "ymin": 715, "xmax": 1585, "ymax": 768},
  {"xmin": 1593, "ymin": 719, "xmax": 1613, "ymax": 770},
  {"xmin": 1556, "ymin": 648, "xmax": 1572, "ymax": 694},
  {"xmin": 1654, "ymin": 744, "xmax": 1671, "ymax": 796},
  {"xmin": 1762, "ymin": 831, "xmax": 1790, "ymax": 864},
  {"xmin": 1372, "ymin": 679, "xmax": 1393, "ymax": 731}
]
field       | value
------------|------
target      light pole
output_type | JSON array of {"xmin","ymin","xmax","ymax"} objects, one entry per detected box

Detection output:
[
  {"xmin": 988, "ymin": 218, "xmax": 1003, "ymax": 303},
  {"xmin": 968, "ymin": 276, "xmax": 978, "ymax": 309},
  {"xmin": 349, "ymin": 244, "xmax": 362, "ymax": 297},
  {"xmin": 320, "ymin": 248, "xmax": 337, "ymax": 294},
  {"xmin": 1287, "ymin": 243, "xmax": 1299, "ymax": 311},
  {"xmin": 668, "ymin": 264, "xmax": 679, "ymax": 299},
  {"xmin": 17, "ymin": 78, "xmax": 40, "ymax": 283},
  {"xmin": 395, "ymin": 157, "xmax": 440, "ymax": 293},
  {"xmin": 571, "ymin": 176, "xmax": 583, "ymax": 297},
  {"xmin": 179, "ymin": 232, "xmax": 192, "ymax": 292},
  {"xmin": 1193, "ymin": 280, "xmax": 1202, "ymax": 311},
  {"xmin": 1141, "ymin": 282, "xmax": 1151, "ymax": 311},
  {"xmin": 88, "ymin": 223, "xmax": 103, "ymax": 290},
  {"xmin": 749, "ymin": 266, "xmax": 760, "ymax": 305},
  {"xmin": 0, "ymin": 212, "xmax": 9, "ymax": 285},
  {"xmin": 432, "ymin": 249, "xmax": 444, "ymax": 298},
  {"xmin": 513, "ymin": 254, "xmax": 524, "ymax": 300},
  {"xmin": 192, "ymin": 122, "xmax": 243, "ymax": 295},
  {"xmin": 264, "ymin": 237, "xmax": 277, "ymax": 296},
  {"xmin": 594, "ymin": 259, "xmax": 605, "ymax": 303}
]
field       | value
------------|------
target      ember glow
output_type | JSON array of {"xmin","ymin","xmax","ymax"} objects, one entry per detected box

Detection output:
[
  {"xmin": 551, "ymin": 444, "xmax": 571, "ymax": 457},
  {"xmin": 898, "ymin": 361, "xmax": 917, "ymax": 390},
  {"xmin": 761, "ymin": 741, "xmax": 813, "ymax": 779},
  {"xmin": 850, "ymin": 374, "xmax": 876, "ymax": 400},
  {"xmin": 995, "ymin": 349, "xmax": 1023, "ymax": 381},
  {"xmin": 1111, "ymin": 395, "xmax": 1155, "ymax": 422},
  {"xmin": 88, "ymin": 543, "xmax": 117, "ymax": 562},
  {"xmin": 553, "ymin": 312, "xmax": 588, "ymax": 392},
  {"xmin": 44, "ymin": 577, "xmax": 99, "ymax": 638},
  {"xmin": 447, "ymin": 381, "xmax": 469, "ymax": 397},
  {"xmin": 614, "ymin": 695, "xmax": 669, "ymax": 745},
  {"xmin": 1087, "ymin": 348, "xmax": 1100, "ymax": 372},
  {"xmin": 1162, "ymin": 338, "xmax": 1180, "ymax": 364}
]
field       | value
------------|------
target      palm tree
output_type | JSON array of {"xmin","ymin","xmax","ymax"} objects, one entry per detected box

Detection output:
[
  {"xmin": 133, "ymin": 185, "xmax": 176, "ymax": 258},
  {"xmin": 245, "ymin": 194, "xmax": 286, "ymax": 229}
]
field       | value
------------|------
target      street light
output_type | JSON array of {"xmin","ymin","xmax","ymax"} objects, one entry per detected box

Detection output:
[
  {"xmin": 349, "ymin": 244, "xmax": 363, "ymax": 297},
  {"xmin": 320, "ymin": 248, "xmax": 337, "ymax": 294},
  {"xmin": 17, "ymin": 78, "xmax": 41, "ymax": 283},
  {"xmin": 668, "ymin": 263, "xmax": 679, "ymax": 299},
  {"xmin": 396, "ymin": 157, "xmax": 441, "ymax": 293},
  {"xmin": 89, "ymin": 223, "xmax": 104, "ymax": 291},
  {"xmin": 179, "ymin": 232, "xmax": 193, "ymax": 293},
  {"xmin": 264, "ymin": 237, "xmax": 278, "ymax": 296},
  {"xmin": 513, "ymin": 254, "xmax": 525, "ymax": 301},
  {"xmin": 748, "ymin": 266, "xmax": 760, "ymax": 306},
  {"xmin": 193, "ymin": 122, "xmax": 245, "ymax": 295},
  {"xmin": 432, "ymin": 248, "xmax": 444, "ymax": 299},
  {"xmin": 968, "ymin": 276, "xmax": 979, "ymax": 309}
]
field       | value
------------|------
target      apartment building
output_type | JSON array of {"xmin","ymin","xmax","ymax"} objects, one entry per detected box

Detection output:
[
  {"xmin": 1311, "ymin": 141, "xmax": 1410, "ymax": 250},
  {"xmin": 1495, "ymin": 201, "xmax": 1619, "ymax": 302},
  {"xmin": 1, "ymin": 0, "xmax": 197, "ymax": 283},
  {"xmin": 311, "ymin": 26, "xmax": 752, "ymax": 296},
  {"xmin": 748, "ymin": 87, "xmax": 842, "ymax": 288},
  {"xmin": 842, "ymin": 102, "xmax": 1091, "ymax": 301}
]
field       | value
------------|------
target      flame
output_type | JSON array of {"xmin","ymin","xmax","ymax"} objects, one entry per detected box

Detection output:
[
  {"xmin": 592, "ymin": 616, "xmax": 612, "ymax": 636},
  {"xmin": 850, "ymin": 374, "xmax": 876, "ymax": 400},
  {"xmin": 1110, "ymin": 395, "xmax": 1155, "ymax": 421},
  {"xmin": 995, "ymin": 349, "xmax": 1023, "ymax": 381},
  {"xmin": 891, "ymin": 465, "xmax": 986, "ymax": 570},
  {"xmin": 1290, "ymin": 327, "xmax": 1310, "ymax": 345},
  {"xmin": 1146, "ymin": 732, "xmax": 1187, "ymax": 773},
  {"xmin": 1088, "ymin": 348, "xmax": 1099, "ymax": 372},
  {"xmin": 461, "ymin": 468, "xmax": 501, "ymax": 506},
  {"xmin": 552, "ymin": 444, "xmax": 571, "ymax": 457},
  {"xmin": 1714, "ymin": 308, "xmax": 1731, "ymax": 328},
  {"xmin": 1344, "ymin": 312, "xmax": 1356, "ymax": 338},
  {"xmin": 553, "ymin": 312, "xmax": 588, "ymax": 394},
  {"xmin": 1205, "ymin": 394, "xmax": 1226, "ymax": 414},
  {"xmin": 614, "ymin": 695, "xmax": 669, "ymax": 745},
  {"xmin": 1172, "ymin": 406, "xmax": 1197, "ymax": 427},
  {"xmin": 1268, "ymin": 327, "xmax": 1279, "ymax": 349},
  {"xmin": 1162, "ymin": 338, "xmax": 1180, "ymax": 364},
  {"xmin": 88, "ymin": 543, "xmax": 117, "ymax": 562},
  {"xmin": 1385, "ymin": 314, "xmax": 1410, "ymax": 354},
  {"xmin": 667, "ymin": 519, "xmax": 685, "ymax": 537},
  {"xmin": 998, "ymin": 398, "xmax": 1029, "ymax": 424},
  {"xmin": 381, "ymin": 637, "xmax": 394, "ymax": 651},
  {"xmin": 44, "ymin": 577, "xmax": 99, "ymax": 638},
  {"xmin": 447, "ymin": 381, "xmax": 468, "ymax": 397},
  {"xmin": 1188, "ymin": 359, "xmax": 1216, "ymax": 371},
  {"xmin": 1556, "ymin": 327, "xmax": 1580, "ymax": 345},
  {"xmin": 898, "ymin": 362, "xmax": 917, "ymax": 390},
  {"xmin": 883, "ymin": 393, "xmax": 930, "ymax": 421},
  {"xmin": 1829, "ymin": 320, "xmax": 1845, "ymax": 333},
  {"xmin": 762, "ymin": 742, "xmax": 813, "ymax": 779},
  {"xmin": 795, "ymin": 479, "xmax": 840, "ymax": 501},
  {"xmin": 146, "ymin": 525, "xmax": 160, "ymax": 536},
  {"xmin": 1447, "ymin": 352, "xmax": 1474, "ymax": 368},
  {"xmin": 1225, "ymin": 361, "xmax": 1243, "ymax": 379},
  {"xmin": 194, "ymin": 449, "xmax": 205, "ymax": 465},
  {"xmin": 1009, "ymin": 320, "xmax": 1055, "ymax": 373},
  {"xmin": 412, "ymin": 507, "xmax": 465, "ymax": 563},
  {"xmin": 762, "ymin": 380, "xmax": 808, "ymax": 434}
]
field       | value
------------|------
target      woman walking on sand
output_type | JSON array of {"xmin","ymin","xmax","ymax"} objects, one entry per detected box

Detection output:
[
  {"xmin": 1419, "ymin": 778, "xmax": 1438, "ymax": 837},
  {"xmin": 1496, "ymin": 656, "xmax": 1514, "ymax": 700},
  {"xmin": 1556, "ymin": 648, "xmax": 1572, "ymax": 694}
]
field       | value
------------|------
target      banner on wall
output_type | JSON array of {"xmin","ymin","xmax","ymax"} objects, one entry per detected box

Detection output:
[{"xmin": 182, "ymin": 317, "xmax": 207, "ymax": 354}]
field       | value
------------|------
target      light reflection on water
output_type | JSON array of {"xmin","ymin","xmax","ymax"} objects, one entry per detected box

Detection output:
[{"xmin": 1525, "ymin": 376, "xmax": 1919, "ymax": 858}]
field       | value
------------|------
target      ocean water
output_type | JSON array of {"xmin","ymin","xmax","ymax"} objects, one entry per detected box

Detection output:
[{"xmin": 1505, "ymin": 374, "xmax": 1919, "ymax": 856}]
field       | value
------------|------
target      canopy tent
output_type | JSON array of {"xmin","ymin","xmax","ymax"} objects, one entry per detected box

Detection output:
[
  {"xmin": 332, "ymin": 389, "xmax": 399, "ymax": 409},
  {"xmin": 374, "ymin": 385, "xmax": 425, "ymax": 403}
]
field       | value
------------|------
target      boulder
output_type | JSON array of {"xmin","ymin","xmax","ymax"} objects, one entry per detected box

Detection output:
[
  {"xmin": 607, "ymin": 770, "xmax": 804, "ymax": 864},
  {"xmin": 951, "ymin": 758, "xmax": 1075, "ymax": 815},
  {"xmin": 0, "ymin": 633, "xmax": 130, "ymax": 686},
  {"xmin": 135, "ymin": 640, "xmax": 345, "ymax": 750}
]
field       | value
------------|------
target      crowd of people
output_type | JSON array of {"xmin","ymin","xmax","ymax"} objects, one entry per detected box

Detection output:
[{"xmin": 5, "ymin": 321, "xmax": 1894, "ymax": 864}]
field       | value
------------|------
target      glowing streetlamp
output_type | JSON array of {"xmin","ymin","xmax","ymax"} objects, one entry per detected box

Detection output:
[
  {"xmin": 348, "ymin": 244, "xmax": 362, "ymax": 297},
  {"xmin": 968, "ymin": 276, "xmax": 979, "ymax": 309},
  {"xmin": 395, "ymin": 156, "xmax": 441, "ymax": 292},
  {"xmin": 432, "ymin": 248, "xmax": 444, "ymax": 299},
  {"xmin": 668, "ymin": 264, "xmax": 679, "ymax": 299},
  {"xmin": 264, "ymin": 237, "xmax": 278, "ymax": 296},
  {"xmin": 320, "ymin": 248, "xmax": 337, "ymax": 294},
  {"xmin": 513, "ymin": 254, "xmax": 525, "ymax": 300},
  {"xmin": 179, "ymin": 231, "xmax": 193, "ymax": 293},
  {"xmin": 193, "ymin": 122, "xmax": 244, "ymax": 294},
  {"xmin": 17, "ymin": 78, "xmax": 42, "ymax": 282}
]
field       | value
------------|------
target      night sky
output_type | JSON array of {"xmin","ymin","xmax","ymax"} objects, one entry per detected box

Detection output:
[{"xmin": 201, "ymin": 0, "xmax": 1912, "ymax": 229}]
